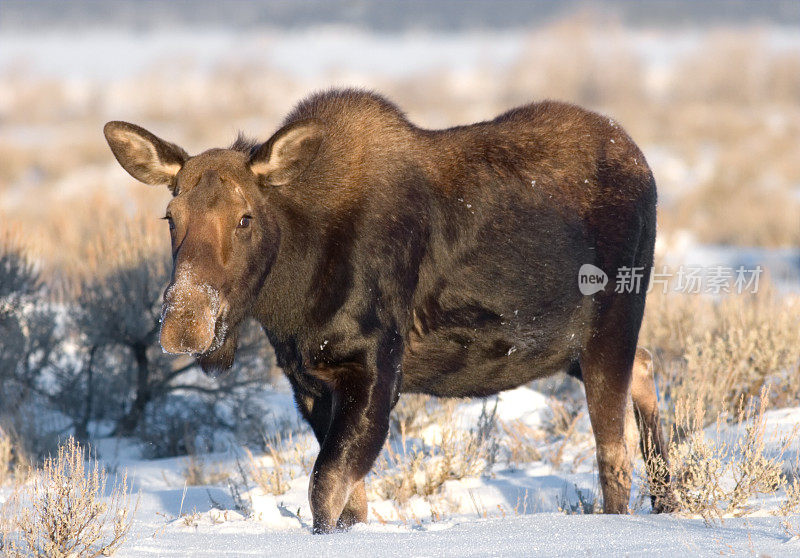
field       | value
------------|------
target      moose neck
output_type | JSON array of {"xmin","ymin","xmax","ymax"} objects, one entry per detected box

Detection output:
[
  {"xmin": 251, "ymin": 124, "xmax": 436, "ymax": 349},
  {"xmin": 251, "ymin": 193, "xmax": 336, "ymax": 341}
]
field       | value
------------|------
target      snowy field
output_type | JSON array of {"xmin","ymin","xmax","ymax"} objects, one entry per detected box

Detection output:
[
  {"xmin": 10, "ymin": 384, "xmax": 785, "ymax": 557},
  {"xmin": 118, "ymin": 514, "xmax": 800, "ymax": 558}
]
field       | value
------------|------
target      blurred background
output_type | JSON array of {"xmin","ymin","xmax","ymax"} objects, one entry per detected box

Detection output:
[
  {"xmin": 2, "ymin": 0, "xmax": 800, "ymax": 264},
  {"xmin": 1, "ymin": 1, "xmax": 799, "ymax": 460}
]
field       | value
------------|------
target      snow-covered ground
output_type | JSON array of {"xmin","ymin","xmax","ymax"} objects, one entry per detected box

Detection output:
[
  {"xmin": 118, "ymin": 513, "xmax": 800, "ymax": 557},
  {"xmin": 656, "ymin": 232, "xmax": 800, "ymax": 295},
  {"xmin": 11, "ymin": 383, "xmax": 787, "ymax": 557}
]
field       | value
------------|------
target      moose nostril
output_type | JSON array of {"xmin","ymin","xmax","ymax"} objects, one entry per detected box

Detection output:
[
  {"xmin": 159, "ymin": 270, "xmax": 221, "ymax": 355},
  {"xmin": 159, "ymin": 299, "xmax": 217, "ymax": 355},
  {"xmin": 160, "ymin": 315, "xmax": 215, "ymax": 355}
]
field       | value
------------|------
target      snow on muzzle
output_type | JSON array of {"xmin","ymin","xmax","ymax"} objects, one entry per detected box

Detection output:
[{"xmin": 159, "ymin": 269, "xmax": 225, "ymax": 356}]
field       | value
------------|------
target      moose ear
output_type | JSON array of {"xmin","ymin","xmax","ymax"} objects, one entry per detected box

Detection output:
[
  {"xmin": 249, "ymin": 119, "xmax": 323, "ymax": 186},
  {"xmin": 104, "ymin": 121, "xmax": 188, "ymax": 187}
]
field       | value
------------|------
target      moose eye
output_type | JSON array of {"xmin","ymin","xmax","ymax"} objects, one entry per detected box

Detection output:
[
  {"xmin": 163, "ymin": 215, "xmax": 175, "ymax": 231},
  {"xmin": 238, "ymin": 215, "xmax": 252, "ymax": 229}
]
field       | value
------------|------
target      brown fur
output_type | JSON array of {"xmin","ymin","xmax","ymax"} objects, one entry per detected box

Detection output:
[{"xmin": 104, "ymin": 88, "xmax": 672, "ymax": 532}]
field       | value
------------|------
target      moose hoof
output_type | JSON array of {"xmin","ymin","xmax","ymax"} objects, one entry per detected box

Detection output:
[{"xmin": 336, "ymin": 509, "xmax": 365, "ymax": 531}]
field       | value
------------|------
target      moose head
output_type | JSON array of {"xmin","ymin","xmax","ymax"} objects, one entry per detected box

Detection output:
[{"xmin": 104, "ymin": 119, "xmax": 323, "ymax": 372}]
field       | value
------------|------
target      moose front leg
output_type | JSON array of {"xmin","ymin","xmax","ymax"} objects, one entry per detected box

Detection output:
[
  {"xmin": 307, "ymin": 354, "xmax": 398, "ymax": 533},
  {"xmin": 288, "ymin": 381, "xmax": 369, "ymax": 529}
]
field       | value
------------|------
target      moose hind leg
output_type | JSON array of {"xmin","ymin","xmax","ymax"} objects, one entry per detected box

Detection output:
[
  {"xmin": 580, "ymin": 325, "xmax": 637, "ymax": 514},
  {"xmin": 630, "ymin": 348, "xmax": 675, "ymax": 512}
]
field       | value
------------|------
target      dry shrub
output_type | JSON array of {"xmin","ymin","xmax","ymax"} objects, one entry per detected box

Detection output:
[
  {"xmin": 371, "ymin": 402, "xmax": 498, "ymax": 505},
  {"xmin": 181, "ymin": 454, "xmax": 231, "ymax": 487},
  {"xmin": 500, "ymin": 419, "xmax": 543, "ymax": 468},
  {"xmin": 390, "ymin": 393, "xmax": 454, "ymax": 439},
  {"xmin": 644, "ymin": 388, "xmax": 795, "ymax": 523},
  {"xmin": 558, "ymin": 481, "xmax": 601, "ymax": 515},
  {"xmin": 532, "ymin": 395, "xmax": 591, "ymax": 472},
  {"xmin": 639, "ymin": 287, "xmax": 707, "ymax": 364},
  {"xmin": 634, "ymin": 274, "xmax": 799, "ymax": 522},
  {"xmin": 1, "ymin": 437, "xmax": 138, "ymax": 558},
  {"xmin": 544, "ymin": 398, "xmax": 581, "ymax": 439},
  {"xmin": 641, "ymin": 287, "xmax": 800, "ymax": 425},
  {"xmin": 663, "ymin": 129, "xmax": 800, "ymax": 247},
  {"xmin": 246, "ymin": 446, "xmax": 290, "ymax": 496},
  {"xmin": 387, "ymin": 392, "xmax": 570, "ymax": 486},
  {"xmin": 245, "ymin": 432, "xmax": 312, "ymax": 496},
  {"xmin": 778, "ymin": 477, "xmax": 800, "ymax": 538}
]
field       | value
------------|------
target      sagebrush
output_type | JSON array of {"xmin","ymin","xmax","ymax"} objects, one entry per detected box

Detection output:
[{"xmin": 1, "ymin": 437, "xmax": 138, "ymax": 558}]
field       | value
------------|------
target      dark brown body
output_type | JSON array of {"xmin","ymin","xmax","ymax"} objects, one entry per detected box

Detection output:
[{"xmin": 104, "ymin": 89, "xmax": 671, "ymax": 533}]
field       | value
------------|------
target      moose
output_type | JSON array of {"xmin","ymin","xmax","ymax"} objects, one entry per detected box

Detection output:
[{"xmin": 104, "ymin": 89, "xmax": 672, "ymax": 533}]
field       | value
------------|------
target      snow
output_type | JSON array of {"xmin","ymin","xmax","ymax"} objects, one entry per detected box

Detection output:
[
  {"xmin": 4, "ymin": 384, "xmax": 790, "ymax": 557},
  {"xmin": 0, "ymin": 29, "xmax": 524, "ymax": 82},
  {"xmin": 460, "ymin": 386, "xmax": 551, "ymax": 428},
  {"xmin": 657, "ymin": 234, "xmax": 800, "ymax": 294},
  {"xmin": 3, "ymin": 26, "xmax": 800, "ymax": 84},
  {"xmin": 115, "ymin": 513, "xmax": 800, "ymax": 557}
]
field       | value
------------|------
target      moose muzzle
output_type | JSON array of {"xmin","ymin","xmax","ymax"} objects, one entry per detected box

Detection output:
[{"xmin": 159, "ymin": 273, "xmax": 222, "ymax": 356}]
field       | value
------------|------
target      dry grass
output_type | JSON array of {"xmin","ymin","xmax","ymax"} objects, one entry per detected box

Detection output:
[
  {"xmin": 0, "ymin": 426, "xmax": 32, "ymax": 487},
  {"xmin": 181, "ymin": 454, "xmax": 231, "ymax": 487},
  {"xmin": 642, "ymin": 387, "xmax": 797, "ymax": 523},
  {"xmin": 1, "ymin": 437, "xmax": 138, "ymax": 558},
  {"xmin": 778, "ymin": 477, "xmax": 800, "ymax": 538},
  {"xmin": 640, "ymin": 285, "xmax": 800, "ymax": 427},
  {"xmin": 0, "ymin": 431, "xmax": 11, "ymax": 486},
  {"xmin": 371, "ymin": 401, "xmax": 499, "ymax": 506},
  {"xmin": 245, "ymin": 433, "xmax": 312, "ymax": 496},
  {"xmin": 245, "ymin": 446, "xmax": 291, "ymax": 496},
  {"xmin": 500, "ymin": 419, "xmax": 543, "ymax": 468}
]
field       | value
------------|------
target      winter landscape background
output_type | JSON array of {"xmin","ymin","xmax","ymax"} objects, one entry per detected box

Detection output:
[{"xmin": 1, "ymin": 1, "xmax": 800, "ymax": 556}]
